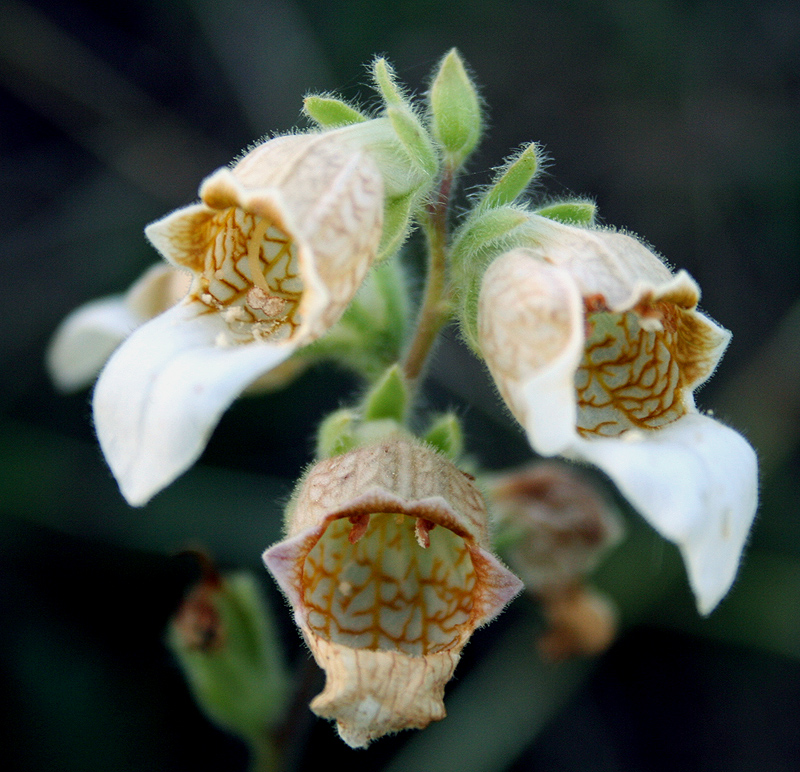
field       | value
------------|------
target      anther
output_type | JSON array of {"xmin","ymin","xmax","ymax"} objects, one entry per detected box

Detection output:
[
  {"xmin": 348, "ymin": 514, "xmax": 370, "ymax": 544},
  {"xmin": 414, "ymin": 518, "xmax": 436, "ymax": 549}
]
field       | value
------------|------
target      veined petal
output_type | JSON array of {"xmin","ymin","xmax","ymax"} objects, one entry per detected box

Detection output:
[
  {"xmin": 478, "ymin": 250, "xmax": 584, "ymax": 455},
  {"xmin": 93, "ymin": 300, "xmax": 294, "ymax": 506},
  {"xmin": 570, "ymin": 413, "xmax": 758, "ymax": 614}
]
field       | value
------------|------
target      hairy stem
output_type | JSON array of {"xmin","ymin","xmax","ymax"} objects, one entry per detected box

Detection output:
[{"xmin": 402, "ymin": 166, "xmax": 454, "ymax": 381}]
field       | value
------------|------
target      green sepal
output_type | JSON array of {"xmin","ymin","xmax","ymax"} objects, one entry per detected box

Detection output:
[
  {"xmin": 423, "ymin": 413, "xmax": 464, "ymax": 460},
  {"xmin": 303, "ymin": 95, "xmax": 368, "ymax": 128},
  {"xmin": 535, "ymin": 199, "xmax": 597, "ymax": 226},
  {"xmin": 429, "ymin": 49, "xmax": 482, "ymax": 166},
  {"xmin": 478, "ymin": 143, "xmax": 541, "ymax": 211},
  {"xmin": 387, "ymin": 105, "xmax": 438, "ymax": 178},
  {"xmin": 450, "ymin": 205, "xmax": 530, "ymax": 268},
  {"xmin": 372, "ymin": 57, "xmax": 406, "ymax": 107},
  {"xmin": 316, "ymin": 408, "xmax": 358, "ymax": 458},
  {"xmin": 378, "ymin": 190, "xmax": 417, "ymax": 261},
  {"xmin": 167, "ymin": 572, "xmax": 289, "ymax": 742},
  {"xmin": 363, "ymin": 364, "xmax": 409, "ymax": 423}
]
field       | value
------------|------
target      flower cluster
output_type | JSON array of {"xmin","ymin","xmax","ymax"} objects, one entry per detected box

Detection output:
[{"xmin": 49, "ymin": 50, "xmax": 758, "ymax": 753}]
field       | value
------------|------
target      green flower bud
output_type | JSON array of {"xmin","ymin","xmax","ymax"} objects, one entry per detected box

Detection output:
[
  {"xmin": 535, "ymin": 199, "xmax": 597, "ymax": 226},
  {"xmin": 363, "ymin": 364, "xmax": 409, "ymax": 423},
  {"xmin": 386, "ymin": 105, "xmax": 439, "ymax": 178},
  {"xmin": 303, "ymin": 95, "xmax": 368, "ymax": 127},
  {"xmin": 429, "ymin": 49, "xmax": 482, "ymax": 166},
  {"xmin": 478, "ymin": 143, "xmax": 541, "ymax": 211},
  {"xmin": 168, "ymin": 571, "xmax": 289, "ymax": 742},
  {"xmin": 423, "ymin": 413, "xmax": 464, "ymax": 460}
]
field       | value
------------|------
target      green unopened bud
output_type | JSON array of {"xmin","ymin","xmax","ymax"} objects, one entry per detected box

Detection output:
[
  {"xmin": 387, "ymin": 105, "xmax": 438, "ymax": 178},
  {"xmin": 168, "ymin": 571, "xmax": 288, "ymax": 742},
  {"xmin": 304, "ymin": 95, "xmax": 368, "ymax": 127},
  {"xmin": 535, "ymin": 199, "xmax": 597, "ymax": 226},
  {"xmin": 317, "ymin": 408, "xmax": 358, "ymax": 458},
  {"xmin": 478, "ymin": 143, "xmax": 541, "ymax": 211},
  {"xmin": 423, "ymin": 413, "xmax": 463, "ymax": 459},
  {"xmin": 429, "ymin": 49, "xmax": 482, "ymax": 166},
  {"xmin": 363, "ymin": 364, "xmax": 408, "ymax": 423}
]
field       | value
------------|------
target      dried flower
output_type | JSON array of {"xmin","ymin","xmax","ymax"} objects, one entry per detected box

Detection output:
[
  {"xmin": 489, "ymin": 461, "xmax": 622, "ymax": 593},
  {"xmin": 263, "ymin": 437, "xmax": 522, "ymax": 747},
  {"xmin": 478, "ymin": 219, "xmax": 758, "ymax": 613},
  {"xmin": 93, "ymin": 131, "xmax": 384, "ymax": 505}
]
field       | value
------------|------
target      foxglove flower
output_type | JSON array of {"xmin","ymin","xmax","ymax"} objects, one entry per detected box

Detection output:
[
  {"xmin": 477, "ymin": 218, "xmax": 758, "ymax": 613},
  {"xmin": 46, "ymin": 264, "xmax": 190, "ymax": 392},
  {"xmin": 93, "ymin": 131, "xmax": 384, "ymax": 505},
  {"xmin": 263, "ymin": 437, "xmax": 522, "ymax": 747}
]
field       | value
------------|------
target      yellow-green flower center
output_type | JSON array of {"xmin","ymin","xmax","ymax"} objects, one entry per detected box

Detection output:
[{"xmin": 303, "ymin": 513, "xmax": 476, "ymax": 656}]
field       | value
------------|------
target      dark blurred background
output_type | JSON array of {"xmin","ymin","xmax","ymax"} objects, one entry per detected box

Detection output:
[{"xmin": 1, "ymin": 0, "xmax": 799, "ymax": 770}]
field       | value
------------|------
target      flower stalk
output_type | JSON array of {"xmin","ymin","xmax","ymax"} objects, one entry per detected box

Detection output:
[{"xmin": 402, "ymin": 163, "xmax": 455, "ymax": 381}]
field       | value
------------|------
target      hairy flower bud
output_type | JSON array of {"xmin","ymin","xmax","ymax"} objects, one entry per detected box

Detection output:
[{"xmin": 263, "ymin": 437, "xmax": 522, "ymax": 747}]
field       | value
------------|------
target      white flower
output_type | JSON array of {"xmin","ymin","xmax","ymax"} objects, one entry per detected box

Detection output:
[
  {"xmin": 94, "ymin": 131, "xmax": 384, "ymax": 506},
  {"xmin": 263, "ymin": 437, "xmax": 522, "ymax": 747},
  {"xmin": 477, "ymin": 218, "xmax": 758, "ymax": 613},
  {"xmin": 46, "ymin": 264, "xmax": 190, "ymax": 393}
]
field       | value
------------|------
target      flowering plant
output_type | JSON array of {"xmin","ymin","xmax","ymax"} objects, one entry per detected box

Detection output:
[{"xmin": 50, "ymin": 50, "xmax": 758, "ymax": 761}]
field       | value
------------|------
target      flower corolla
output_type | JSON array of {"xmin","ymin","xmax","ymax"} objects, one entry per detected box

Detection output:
[
  {"xmin": 477, "ymin": 218, "xmax": 758, "ymax": 613},
  {"xmin": 93, "ymin": 131, "xmax": 384, "ymax": 505},
  {"xmin": 263, "ymin": 437, "xmax": 522, "ymax": 747},
  {"xmin": 46, "ymin": 264, "xmax": 190, "ymax": 392}
]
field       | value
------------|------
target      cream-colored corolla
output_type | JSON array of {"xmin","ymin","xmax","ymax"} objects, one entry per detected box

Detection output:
[
  {"xmin": 263, "ymin": 437, "xmax": 522, "ymax": 747},
  {"xmin": 47, "ymin": 263, "xmax": 191, "ymax": 393},
  {"xmin": 477, "ymin": 217, "xmax": 758, "ymax": 614},
  {"xmin": 93, "ymin": 131, "xmax": 384, "ymax": 506}
]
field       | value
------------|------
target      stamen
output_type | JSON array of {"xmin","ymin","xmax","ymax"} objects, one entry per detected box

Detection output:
[
  {"xmin": 347, "ymin": 514, "xmax": 370, "ymax": 544},
  {"xmin": 414, "ymin": 518, "xmax": 436, "ymax": 549}
]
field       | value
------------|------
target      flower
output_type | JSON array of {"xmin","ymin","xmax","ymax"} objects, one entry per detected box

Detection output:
[
  {"xmin": 93, "ymin": 131, "xmax": 384, "ymax": 506},
  {"xmin": 477, "ymin": 218, "xmax": 758, "ymax": 614},
  {"xmin": 46, "ymin": 264, "xmax": 190, "ymax": 393},
  {"xmin": 262, "ymin": 437, "xmax": 522, "ymax": 747},
  {"xmin": 488, "ymin": 462, "xmax": 622, "ymax": 660},
  {"xmin": 489, "ymin": 461, "xmax": 623, "ymax": 594}
]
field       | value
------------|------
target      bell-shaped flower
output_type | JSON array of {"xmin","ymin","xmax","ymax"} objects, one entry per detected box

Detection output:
[
  {"xmin": 477, "ymin": 218, "xmax": 758, "ymax": 614},
  {"xmin": 47, "ymin": 264, "xmax": 190, "ymax": 393},
  {"xmin": 93, "ymin": 131, "xmax": 384, "ymax": 506},
  {"xmin": 263, "ymin": 437, "xmax": 522, "ymax": 748}
]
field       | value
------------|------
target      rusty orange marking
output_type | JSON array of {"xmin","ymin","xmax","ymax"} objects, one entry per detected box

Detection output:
[
  {"xmin": 302, "ymin": 513, "xmax": 476, "ymax": 656},
  {"xmin": 575, "ymin": 307, "xmax": 687, "ymax": 437}
]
